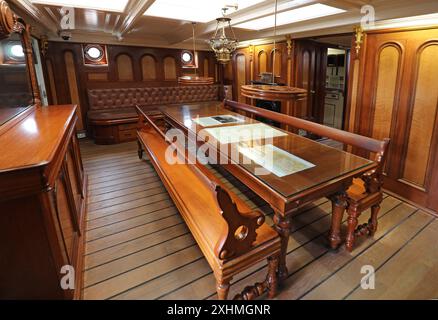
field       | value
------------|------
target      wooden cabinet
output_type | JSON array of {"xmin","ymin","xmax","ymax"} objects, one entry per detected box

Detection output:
[
  {"xmin": 0, "ymin": 105, "xmax": 87, "ymax": 299},
  {"xmin": 347, "ymin": 27, "xmax": 438, "ymax": 213}
]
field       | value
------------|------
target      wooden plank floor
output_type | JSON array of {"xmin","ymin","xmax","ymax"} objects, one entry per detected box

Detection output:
[{"xmin": 80, "ymin": 139, "xmax": 438, "ymax": 300}]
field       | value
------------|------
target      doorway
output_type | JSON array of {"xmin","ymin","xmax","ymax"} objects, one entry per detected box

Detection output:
[
  {"xmin": 31, "ymin": 38, "xmax": 48, "ymax": 106},
  {"xmin": 324, "ymin": 47, "xmax": 347, "ymax": 129},
  {"xmin": 293, "ymin": 34, "xmax": 352, "ymax": 131}
]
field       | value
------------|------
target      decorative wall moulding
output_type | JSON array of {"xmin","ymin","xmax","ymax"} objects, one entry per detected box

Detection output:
[
  {"xmin": 178, "ymin": 75, "xmax": 215, "ymax": 85},
  {"xmin": 241, "ymin": 84, "xmax": 307, "ymax": 102},
  {"xmin": 354, "ymin": 26, "xmax": 364, "ymax": 57}
]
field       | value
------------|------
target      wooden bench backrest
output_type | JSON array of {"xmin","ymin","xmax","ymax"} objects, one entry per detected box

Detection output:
[
  {"xmin": 224, "ymin": 99, "xmax": 390, "ymax": 175},
  {"xmin": 136, "ymin": 106, "xmax": 266, "ymax": 262}
]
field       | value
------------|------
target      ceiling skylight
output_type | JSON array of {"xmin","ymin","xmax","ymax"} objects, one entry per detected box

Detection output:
[
  {"xmin": 30, "ymin": 0, "xmax": 129, "ymax": 12},
  {"xmin": 144, "ymin": 0, "xmax": 265, "ymax": 23},
  {"xmin": 234, "ymin": 3, "xmax": 346, "ymax": 30}
]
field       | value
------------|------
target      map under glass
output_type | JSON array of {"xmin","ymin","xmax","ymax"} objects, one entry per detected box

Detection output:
[
  {"xmin": 192, "ymin": 115, "xmax": 243, "ymax": 127},
  {"xmin": 238, "ymin": 144, "xmax": 315, "ymax": 177},
  {"xmin": 203, "ymin": 123, "xmax": 287, "ymax": 144}
]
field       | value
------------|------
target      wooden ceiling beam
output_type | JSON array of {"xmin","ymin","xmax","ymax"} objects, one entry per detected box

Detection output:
[
  {"xmin": 165, "ymin": 0, "xmax": 320, "ymax": 46},
  {"xmin": 113, "ymin": 0, "xmax": 155, "ymax": 39}
]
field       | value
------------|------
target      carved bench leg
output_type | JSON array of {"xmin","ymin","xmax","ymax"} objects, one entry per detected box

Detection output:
[
  {"xmin": 346, "ymin": 206, "xmax": 360, "ymax": 252},
  {"xmin": 216, "ymin": 278, "xmax": 231, "ymax": 300},
  {"xmin": 137, "ymin": 140, "xmax": 144, "ymax": 160},
  {"xmin": 233, "ymin": 255, "xmax": 279, "ymax": 300}
]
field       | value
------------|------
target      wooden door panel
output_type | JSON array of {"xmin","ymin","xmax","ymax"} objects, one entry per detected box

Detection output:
[
  {"xmin": 64, "ymin": 51, "xmax": 84, "ymax": 130},
  {"xmin": 350, "ymin": 27, "xmax": 438, "ymax": 213},
  {"xmin": 371, "ymin": 45, "xmax": 401, "ymax": 142},
  {"xmin": 236, "ymin": 54, "xmax": 246, "ymax": 103},
  {"xmin": 402, "ymin": 43, "xmax": 438, "ymax": 189},
  {"xmin": 258, "ymin": 50, "xmax": 268, "ymax": 75},
  {"xmin": 292, "ymin": 40, "xmax": 326, "ymax": 122}
]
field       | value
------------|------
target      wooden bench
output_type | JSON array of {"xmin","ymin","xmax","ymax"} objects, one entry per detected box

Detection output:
[
  {"xmin": 135, "ymin": 107, "xmax": 281, "ymax": 300},
  {"xmin": 87, "ymin": 85, "xmax": 222, "ymax": 144},
  {"xmin": 224, "ymin": 99, "xmax": 390, "ymax": 252}
]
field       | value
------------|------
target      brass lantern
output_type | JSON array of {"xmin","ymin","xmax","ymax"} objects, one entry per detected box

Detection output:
[{"xmin": 209, "ymin": 8, "xmax": 238, "ymax": 64}]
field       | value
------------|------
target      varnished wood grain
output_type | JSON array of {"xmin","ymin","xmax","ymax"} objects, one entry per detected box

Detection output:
[
  {"xmin": 80, "ymin": 140, "xmax": 438, "ymax": 300},
  {"xmin": 348, "ymin": 27, "xmax": 438, "ymax": 213}
]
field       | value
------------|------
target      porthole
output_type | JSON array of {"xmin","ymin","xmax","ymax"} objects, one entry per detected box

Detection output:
[
  {"xmin": 9, "ymin": 44, "xmax": 24, "ymax": 58},
  {"xmin": 4, "ymin": 41, "xmax": 25, "ymax": 63},
  {"xmin": 181, "ymin": 50, "xmax": 193, "ymax": 64},
  {"xmin": 84, "ymin": 45, "xmax": 104, "ymax": 62}
]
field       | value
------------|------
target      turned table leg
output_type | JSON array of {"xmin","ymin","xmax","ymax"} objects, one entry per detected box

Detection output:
[
  {"xmin": 368, "ymin": 204, "xmax": 380, "ymax": 235},
  {"xmin": 216, "ymin": 278, "xmax": 231, "ymax": 300},
  {"xmin": 267, "ymin": 255, "xmax": 279, "ymax": 299},
  {"xmin": 273, "ymin": 211, "xmax": 292, "ymax": 282},
  {"xmin": 345, "ymin": 206, "xmax": 359, "ymax": 252},
  {"xmin": 328, "ymin": 191, "xmax": 348, "ymax": 249}
]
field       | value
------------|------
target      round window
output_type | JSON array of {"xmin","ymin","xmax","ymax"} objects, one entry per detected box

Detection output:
[
  {"xmin": 84, "ymin": 45, "xmax": 104, "ymax": 62},
  {"xmin": 181, "ymin": 51, "xmax": 193, "ymax": 64},
  {"xmin": 9, "ymin": 44, "xmax": 24, "ymax": 58}
]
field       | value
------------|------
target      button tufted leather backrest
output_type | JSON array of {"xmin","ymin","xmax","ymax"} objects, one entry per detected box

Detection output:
[{"xmin": 87, "ymin": 85, "xmax": 220, "ymax": 111}]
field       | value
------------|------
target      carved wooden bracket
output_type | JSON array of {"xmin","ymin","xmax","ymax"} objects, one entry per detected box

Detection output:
[
  {"xmin": 214, "ymin": 185, "xmax": 265, "ymax": 261},
  {"xmin": 286, "ymin": 35, "xmax": 292, "ymax": 58},
  {"xmin": 40, "ymin": 35, "xmax": 49, "ymax": 56},
  {"xmin": 248, "ymin": 44, "xmax": 254, "ymax": 61},
  {"xmin": 354, "ymin": 26, "xmax": 364, "ymax": 58},
  {"xmin": 0, "ymin": 0, "xmax": 15, "ymax": 39}
]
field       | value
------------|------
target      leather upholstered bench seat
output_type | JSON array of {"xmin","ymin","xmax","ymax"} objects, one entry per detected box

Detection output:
[{"xmin": 87, "ymin": 85, "xmax": 222, "ymax": 144}]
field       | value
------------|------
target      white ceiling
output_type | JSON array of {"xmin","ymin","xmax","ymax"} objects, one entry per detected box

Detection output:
[{"xmin": 8, "ymin": 0, "xmax": 438, "ymax": 49}]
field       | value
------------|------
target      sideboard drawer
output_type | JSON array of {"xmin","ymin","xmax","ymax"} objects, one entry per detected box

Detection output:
[
  {"xmin": 118, "ymin": 129, "xmax": 137, "ymax": 142},
  {"xmin": 118, "ymin": 123, "xmax": 138, "ymax": 131}
]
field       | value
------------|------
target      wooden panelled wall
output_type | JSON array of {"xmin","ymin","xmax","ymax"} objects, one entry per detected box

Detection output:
[
  {"xmin": 224, "ymin": 42, "xmax": 289, "ymax": 110},
  {"xmin": 42, "ymin": 42, "xmax": 218, "ymax": 132},
  {"xmin": 224, "ymin": 40, "xmax": 328, "ymax": 124},
  {"xmin": 346, "ymin": 27, "xmax": 438, "ymax": 214}
]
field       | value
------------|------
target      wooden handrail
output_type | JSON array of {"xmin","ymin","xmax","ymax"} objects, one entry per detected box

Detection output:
[
  {"xmin": 135, "ymin": 105, "xmax": 265, "ymax": 261},
  {"xmin": 223, "ymin": 99, "xmax": 390, "ymax": 155}
]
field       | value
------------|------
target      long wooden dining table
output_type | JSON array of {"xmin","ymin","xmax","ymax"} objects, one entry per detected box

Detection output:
[{"xmin": 155, "ymin": 101, "xmax": 376, "ymax": 282}]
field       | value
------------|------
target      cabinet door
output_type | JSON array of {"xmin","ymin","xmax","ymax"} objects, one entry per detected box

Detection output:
[
  {"xmin": 52, "ymin": 163, "xmax": 79, "ymax": 264},
  {"xmin": 65, "ymin": 134, "xmax": 85, "ymax": 224}
]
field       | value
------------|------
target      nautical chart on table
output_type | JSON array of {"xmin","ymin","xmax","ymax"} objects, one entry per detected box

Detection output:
[
  {"xmin": 238, "ymin": 144, "xmax": 315, "ymax": 177},
  {"xmin": 192, "ymin": 115, "xmax": 244, "ymax": 127},
  {"xmin": 203, "ymin": 123, "xmax": 287, "ymax": 144}
]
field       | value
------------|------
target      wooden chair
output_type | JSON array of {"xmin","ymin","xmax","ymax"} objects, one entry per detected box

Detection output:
[
  {"xmin": 136, "ymin": 107, "xmax": 281, "ymax": 300},
  {"xmin": 342, "ymin": 140, "xmax": 390, "ymax": 251},
  {"xmin": 223, "ymin": 99, "xmax": 390, "ymax": 252}
]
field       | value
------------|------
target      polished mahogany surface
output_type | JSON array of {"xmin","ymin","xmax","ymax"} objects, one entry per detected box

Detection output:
[
  {"xmin": 162, "ymin": 102, "xmax": 374, "ymax": 199},
  {"xmin": 0, "ymin": 107, "xmax": 28, "ymax": 126},
  {"xmin": 0, "ymin": 105, "xmax": 76, "ymax": 171}
]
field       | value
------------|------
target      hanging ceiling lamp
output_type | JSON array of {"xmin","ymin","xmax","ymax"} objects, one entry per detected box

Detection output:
[
  {"xmin": 209, "ymin": 7, "xmax": 238, "ymax": 65},
  {"xmin": 241, "ymin": 0, "xmax": 307, "ymax": 101},
  {"xmin": 179, "ymin": 22, "xmax": 214, "ymax": 85}
]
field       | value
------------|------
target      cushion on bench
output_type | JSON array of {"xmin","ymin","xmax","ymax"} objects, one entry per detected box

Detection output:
[
  {"xmin": 88, "ymin": 107, "xmax": 163, "ymax": 122},
  {"xmin": 87, "ymin": 85, "xmax": 221, "ymax": 111}
]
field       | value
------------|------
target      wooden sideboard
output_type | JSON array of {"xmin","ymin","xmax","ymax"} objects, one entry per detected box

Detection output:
[{"xmin": 0, "ymin": 105, "xmax": 87, "ymax": 299}]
